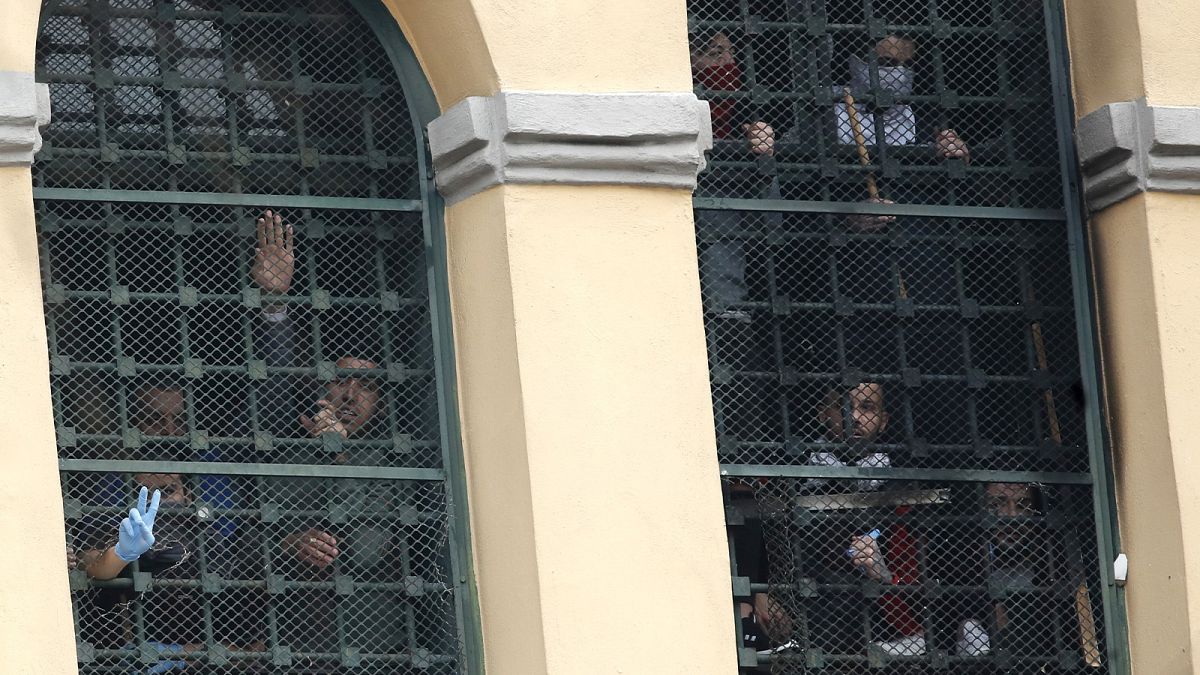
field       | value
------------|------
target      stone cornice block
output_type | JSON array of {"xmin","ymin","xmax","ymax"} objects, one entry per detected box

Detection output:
[
  {"xmin": 1077, "ymin": 98, "xmax": 1200, "ymax": 211},
  {"xmin": 428, "ymin": 91, "xmax": 713, "ymax": 204},
  {"xmin": 0, "ymin": 71, "xmax": 51, "ymax": 166}
]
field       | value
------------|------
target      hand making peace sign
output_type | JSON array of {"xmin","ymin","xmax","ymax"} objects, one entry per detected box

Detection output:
[{"xmin": 113, "ymin": 486, "xmax": 161, "ymax": 562}]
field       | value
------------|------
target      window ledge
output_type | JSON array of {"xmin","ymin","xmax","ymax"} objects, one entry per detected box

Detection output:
[
  {"xmin": 1077, "ymin": 97, "xmax": 1200, "ymax": 212},
  {"xmin": 427, "ymin": 91, "xmax": 713, "ymax": 204},
  {"xmin": 0, "ymin": 71, "xmax": 50, "ymax": 167}
]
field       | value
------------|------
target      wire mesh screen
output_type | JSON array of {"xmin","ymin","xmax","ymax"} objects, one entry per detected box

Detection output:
[
  {"xmin": 64, "ymin": 470, "xmax": 457, "ymax": 672},
  {"xmin": 690, "ymin": 0, "xmax": 1116, "ymax": 672},
  {"xmin": 35, "ymin": 0, "xmax": 418, "ymax": 197},
  {"xmin": 691, "ymin": 0, "xmax": 1058, "ymax": 208},
  {"xmin": 37, "ymin": 1, "xmax": 467, "ymax": 672},
  {"xmin": 728, "ymin": 478, "xmax": 1106, "ymax": 672}
]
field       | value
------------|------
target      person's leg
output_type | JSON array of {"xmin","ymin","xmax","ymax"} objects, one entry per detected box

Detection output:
[
  {"xmin": 877, "ymin": 522, "xmax": 922, "ymax": 637},
  {"xmin": 872, "ymin": 512, "xmax": 927, "ymax": 657}
]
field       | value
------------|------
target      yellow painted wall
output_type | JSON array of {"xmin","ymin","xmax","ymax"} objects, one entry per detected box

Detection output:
[
  {"xmin": 1088, "ymin": 194, "xmax": 1193, "ymax": 672},
  {"xmin": 441, "ymin": 188, "xmax": 548, "ymax": 673},
  {"xmin": 1063, "ymin": 0, "xmax": 1144, "ymax": 116},
  {"xmin": 0, "ymin": 0, "xmax": 39, "ymax": 71},
  {"xmin": 1066, "ymin": 0, "xmax": 1200, "ymax": 671},
  {"xmin": 1066, "ymin": 0, "xmax": 1200, "ymax": 114},
  {"xmin": 468, "ymin": 0, "xmax": 692, "ymax": 94},
  {"xmin": 445, "ymin": 185, "xmax": 734, "ymax": 674},
  {"xmin": 380, "ymin": 0, "xmax": 499, "ymax": 108},
  {"xmin": 0, "ymin": 1, "xmax": 78, "ymax": 672},
  {"xmin": 386, "ymin": 1, "xmax": 732, "ymax": 671},
  {"xmin": 0, "ymin": 167, "xmax": 76, "ymax": 673},
  {"xmin": 1143, "ymin": 193, "xmax": 1200, "ymax": 668},
  {"xmin": 383, "ymin": 0, "xmax": 692, "ymax": 108},
  {"xmin": 1132, "ymin": 0, "xmax": 1200, "ymax": 107}
]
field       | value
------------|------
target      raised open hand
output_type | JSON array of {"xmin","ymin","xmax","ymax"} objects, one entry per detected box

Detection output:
[
  {"xmin": 251, "ymin": 209, "xmax": 295, "ymax": 295},
  {"xmin": 114, "ymin": 486, "xmax": 161, "ymax": 562}
]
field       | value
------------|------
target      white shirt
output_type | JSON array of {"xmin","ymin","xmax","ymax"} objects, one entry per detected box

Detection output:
[{"xmin": 833, "ymin": 99, "xmax": 919, "ymax": 147}]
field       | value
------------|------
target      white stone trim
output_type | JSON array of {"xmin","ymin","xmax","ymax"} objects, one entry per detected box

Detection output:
[
  {"xmin": 0, "ymin": 71, "xmax": 50, "ymax": 167},
  {"xmin": 1076, "ymin": 98, "xmax": 1200, "ymax": 212},
  {"xmin": 427, "ymin": 91, "xmax": 713, "ymax": 204}
]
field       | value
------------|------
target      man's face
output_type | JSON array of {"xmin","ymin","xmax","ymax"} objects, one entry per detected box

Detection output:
[
  {"xmin": 136, "ymin": 387, "xmax": 186, "ymax": 437},
  {"xmin": 324, "ymin": 357, "xmax": 381, "ymax": 436},
  {"xmin": 985, "ymin": 483, "xmax": 1037, "ymax": 548},
  {"xmin": 133, "ymin": 473, "xmax": 191, "ymax": 506},
  {"xmin": 691, "ymin": 31, "xmax": 735, "ymax": 73},
  {"xmin": 820, "ymin": 382, "xmax": 889, "ymax": 443},
  {"xmin": 874, "ymin": 35, "xmax": 916, "ymax": 65}
]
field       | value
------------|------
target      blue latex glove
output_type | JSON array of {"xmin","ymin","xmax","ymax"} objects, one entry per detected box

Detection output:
[
  {"xmin": 114, "ymin": 487, "xmax": 161, "ymax": 562},
  {"xmin": 123, "ymin": 641, "xmax": 186, "ymax": 674},
  {"xmin": 145, "ymin": 641, "xmax": 187, "ymax": 674}
]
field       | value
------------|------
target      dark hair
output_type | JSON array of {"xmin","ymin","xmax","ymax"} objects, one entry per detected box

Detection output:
[
  {"xmin": 824, "ymin": 378, "xmax": 887, "ymax": 401},
  {"xmin": 984, "ymin": 482, "xmax": 1046, "ymax": 514}
]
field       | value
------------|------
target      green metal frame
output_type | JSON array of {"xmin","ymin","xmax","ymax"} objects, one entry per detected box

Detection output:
[
  {"xmin": 348, "ymin": 1, "xmax": 487, "ymax": 671},
  {"xmin": 721, "ymin": 464, "xmax": 1093, "ymax": 485},
  {"xmin": 34, "ymin": 188, "xmax": 423, "ymax": 212},
  {"xmin": 1042, "ymin": 1, "xmax": 1130, "ymax": 670},
  {"xmin": 694, "ymin": 197, "xmax": 1065, "ymax": 221},
  {"xmin": 36, "ymin": 0, "xmax": 485, "ymax": 672}
]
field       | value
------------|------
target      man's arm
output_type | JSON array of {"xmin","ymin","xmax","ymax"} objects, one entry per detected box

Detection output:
[
  {"xmin": 82, "ymin": 545, "xmax": 132, "ymax": 581},
  {"xmin": 256, "ymin": 308, "xmax": 296, "ymax": 440},
  {"xmin": 251, "ymin": 210, "xmax": 297, "ymax": 440},
  {"xmin": 753, "ymin": 593, "xmax": 793, "ymax": 642},
  {"xmin": 249, "ymin": 210, "xmax": 345, "ymax": 570},
  {"xmin": 82, "ymin": 487, "xmax": 162, "ymax": 580}
]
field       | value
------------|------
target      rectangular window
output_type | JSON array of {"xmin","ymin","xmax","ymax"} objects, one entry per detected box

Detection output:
[{"xmin": 689, "ymin": 0, "xmax": 1125, "ymax": 671}]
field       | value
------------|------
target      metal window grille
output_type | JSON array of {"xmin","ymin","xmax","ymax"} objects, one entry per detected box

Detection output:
[
  {"xmin": 689, "ymin": 0, "xmax": 1126, "ymax": 672},
  {"xmin": 36, "ymin": 1, "xmax": 473, "ymax": 672}
]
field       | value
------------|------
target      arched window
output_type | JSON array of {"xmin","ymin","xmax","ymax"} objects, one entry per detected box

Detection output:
[
  {"xmin": 688, "ymin": 0, "xmax": 1125, "ymax": 671},
  {"xmin": 36, "ymin": 1, "xmax": 475, "ymax": 671}
]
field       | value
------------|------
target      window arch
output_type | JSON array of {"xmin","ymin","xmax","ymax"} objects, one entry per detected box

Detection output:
[{"xmin": 36, "ymin": 0, "xmax": 477, "ymax": 672}]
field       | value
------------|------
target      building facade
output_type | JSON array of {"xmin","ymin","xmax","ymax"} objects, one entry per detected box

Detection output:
[{"xmin": 0, "ymin": 0, "xmax": 1197, "ymax": 673}]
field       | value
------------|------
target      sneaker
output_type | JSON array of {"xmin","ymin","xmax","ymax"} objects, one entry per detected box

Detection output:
[
  {"xmin": 957, "ymin": 619, "xmax": 991, "ymax": 656},
  {"xmin": 873, "ymin": 633, "xmax": 926, "ymax": 657},
  {"xmin": 756, "ymin": 639, "xmax": 800, "ymax": 657}
]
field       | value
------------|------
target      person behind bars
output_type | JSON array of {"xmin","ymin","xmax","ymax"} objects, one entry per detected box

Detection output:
[
  {"xmin": 690, "ymin": 28, "xmax": 781, "ymax": 323},
  {"xmin": 935, "ymin": 482, "xmax": 1090, "ymax": 665},
  {"xmin": 830, "ymin": 34, "xmax": 969, "ymax": 162},
  {"xmin": 250, "ymin": 210, "xmax": 445, "ymax": 658},
  {"xmin": 72, "ymin": 479, "xmax": 265, "ymax": 670},
  {"xmin": 64, "ymin": 377, "xmax": 261, "ymax": 667},
  {"xmin": 807, "ymin": 381, "xmax": 892, "ymax": 491},
  {"xmin": 727, "ymin": 482, "xmax": 795, "ymax": 668},
  {"xmin": 801, "ymin": 381, "xmax": 928, "ymax": 657},
  {"xmin": 762, "ymin": 32, "xmax": 972, "ymax": 233}
]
